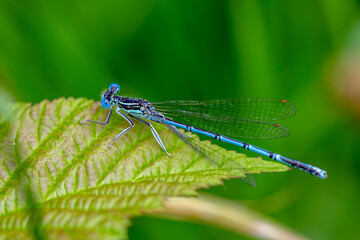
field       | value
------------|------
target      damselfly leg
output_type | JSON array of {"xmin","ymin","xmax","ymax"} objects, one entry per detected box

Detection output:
[
  {"xmin": 108, "ymin": 108, "xmax": 135, "ymax": 148},
  {"xmin": 80, "ymin": 105, "xmax": 114, "ymax": 125},
  {"xmin": 81, "ymin": 106, "xmax": 170, "ymax": 155},
  {"xmin": 80, "ymin": 106, "xmax": 134, "ymax": 148},
  {"xmin": 129, "ymin": 115, "xmax": 171, "ymax": 157}
]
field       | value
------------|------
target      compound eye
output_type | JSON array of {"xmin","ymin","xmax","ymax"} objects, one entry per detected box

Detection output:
[
  {"xmin": 109, "ymin": 83, "xmax": 120, "ymax": 94},
  {"xmin": 101, "ymin": 98, "xmax": 111, "ymax": 109}
]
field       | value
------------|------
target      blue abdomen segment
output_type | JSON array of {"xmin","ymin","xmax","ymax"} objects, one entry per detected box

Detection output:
[{"xmin": 164, "ymin": 118, "xmax": 327, "ymax": 179}]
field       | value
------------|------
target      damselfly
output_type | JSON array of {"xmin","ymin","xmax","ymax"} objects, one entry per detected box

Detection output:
[{"xmin": 81, "ymin": 83, "xmax": 327, "ymax": 179}]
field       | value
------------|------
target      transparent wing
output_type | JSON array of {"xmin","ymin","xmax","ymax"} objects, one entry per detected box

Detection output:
[
  {"xmin": 152, "ymin": 98, "xmax": 295, "ymax": 139},
  {"xmin": 166, "ymin": 124, "xmax": 256, "ymax": 186}
]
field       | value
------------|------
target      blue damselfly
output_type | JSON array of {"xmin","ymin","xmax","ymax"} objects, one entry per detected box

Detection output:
[{"xmin": 81, "ymin": 83, "xmax": 327, "ymax": 179}]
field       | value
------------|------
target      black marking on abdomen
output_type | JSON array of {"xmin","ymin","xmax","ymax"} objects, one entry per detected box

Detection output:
[{"xmin": 214, "ymin": 134, "xmax": 221, "ymax": 141}]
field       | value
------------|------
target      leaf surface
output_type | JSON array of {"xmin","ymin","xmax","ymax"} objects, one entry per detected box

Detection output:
[{"xmin": 0, "ymin": 98, "xmax": 288, "ymax": 239}]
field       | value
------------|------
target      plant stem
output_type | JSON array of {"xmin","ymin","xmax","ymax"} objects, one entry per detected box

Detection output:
[{"xmin": 152, "ymin": 194, "xmax": 308, "ymax": 240}]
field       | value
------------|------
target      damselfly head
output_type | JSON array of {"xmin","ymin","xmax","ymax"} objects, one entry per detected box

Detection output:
[
  {"xmin": 109, "ymin": 83, "xmax": 120, "ymax": 94},
  {"xmin": 101, "ymin": 92, "xmax": 111, "ymax": 109},
  {"xmin": 100, "ymin": 89, "xmax": 112, "ymax": 109},
  {"xmin": 100, "ymin": 83, "xmax": 120, "ymax": 109}
]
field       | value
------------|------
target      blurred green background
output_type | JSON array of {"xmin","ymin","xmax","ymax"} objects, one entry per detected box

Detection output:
[{"xmin": 1, "ymin": 0, "xmax": 360, "ymax": 239}]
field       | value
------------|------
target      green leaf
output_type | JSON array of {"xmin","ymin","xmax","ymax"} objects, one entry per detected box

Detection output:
[{"xmin": 0, "ymin": 98, "xmax": 288, "ymax": 239}]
